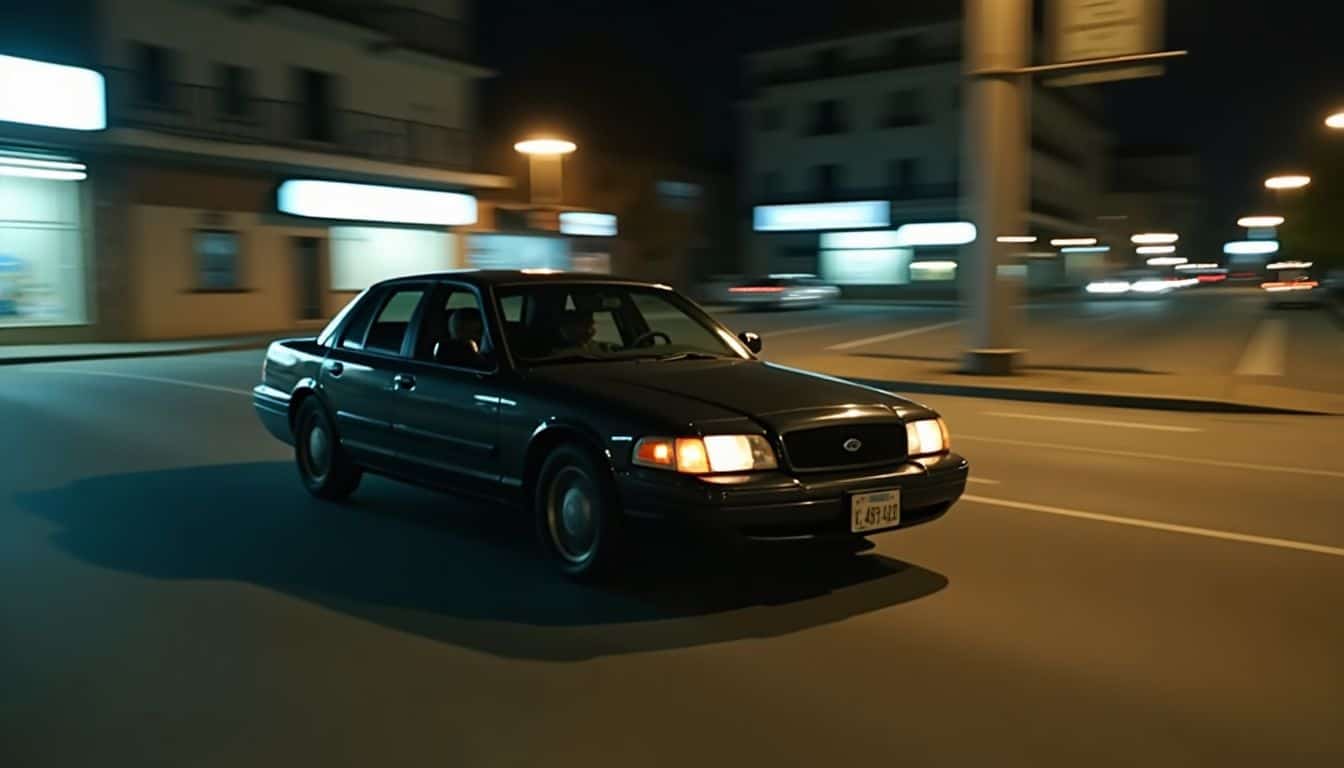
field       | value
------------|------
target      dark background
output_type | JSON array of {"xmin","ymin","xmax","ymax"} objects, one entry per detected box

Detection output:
[{"xmin": 477, "ymin": 0, "xmax": 1344, "ymax": 241}]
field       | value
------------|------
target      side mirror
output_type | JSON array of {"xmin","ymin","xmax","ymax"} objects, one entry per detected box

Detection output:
[{"xmin": 739, "ymin": 331, "xmax": 762, "ymax": 354}]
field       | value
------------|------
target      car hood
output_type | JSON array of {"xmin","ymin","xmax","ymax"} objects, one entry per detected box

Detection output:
[{"xmin": 529, "ymin": 358, "xmax": 932, "ymax": 431}]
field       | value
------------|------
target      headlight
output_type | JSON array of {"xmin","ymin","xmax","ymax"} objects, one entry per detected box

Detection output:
[
  {"xmin": 906, "ymin": 418, "xmax": 950, "ymax": 456},
  {"xmin": 633, "ymin": 435, "xmax": 778, "ymax": 473}
]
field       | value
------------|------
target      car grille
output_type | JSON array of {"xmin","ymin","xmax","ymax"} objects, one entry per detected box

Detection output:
[{"xmin": 781, "ymin": 422, "xmax": 907, "ymax": 472}]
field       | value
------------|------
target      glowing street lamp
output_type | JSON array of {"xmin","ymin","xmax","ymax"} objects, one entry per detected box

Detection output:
[
  {"xmin": 1131, "ymin": 232, "xmax": 1179, "ymax": 245},
  {"xmin": 1264, "ymin": 175, "xmax": 1310, "ymax": 190},
  {"xmin": 1325, "ymin": 111, "xmax": 1344, "ymax": 129},
  {"xmin": 515, "ymin": 136, "xmax": 577, "ymax": 204},
  {"xmin": 1237, "ymin": 215, "xmax": 1284, "ymax": 228}
]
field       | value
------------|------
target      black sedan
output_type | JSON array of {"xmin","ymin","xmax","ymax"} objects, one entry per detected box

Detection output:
[{"xmin": 253, "ymin": 271, "xmax": 968, "ymax": 577}]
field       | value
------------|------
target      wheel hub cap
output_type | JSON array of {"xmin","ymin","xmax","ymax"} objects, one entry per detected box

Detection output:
[{"xmin": 307, "ymin": 425, "xmax": 329, "ymax": 474}]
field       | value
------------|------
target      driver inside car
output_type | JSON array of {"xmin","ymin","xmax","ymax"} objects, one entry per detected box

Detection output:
[{"xmin": 556, "ymin": 310, "xmax": 604, "ymax": 353}]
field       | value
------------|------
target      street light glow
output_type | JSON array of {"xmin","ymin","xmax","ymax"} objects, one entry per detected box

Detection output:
[
  {"xmin": 1131, "ymin": 232, "xmax": 1179, "ymax": 245},
  {"xmin": 1237, "ymin": 215, "xmax": 1284, "ymax": 228},
  {"xmin": 996, "ymin": 235, "xmax": 1037, "ymax": 243},
  {"xmin": 1265, "ymin": 175, "xmax": 1310, "ymax": 190},
  {"xmin": 1146, "ymin": 256, "xmax": 1188, "ymax": 266},
  {"xmin": 1050, "ymin": 237, "xmax": 1097, "ymax": 246},
  {"xmin": 1135, "ymin": 245, "xmax": 1176, "ymax": 255},
  {"xmin": 1326, "ymin": 111, "xmax": 1344, "ymax": 129},
  {"xmin": 514, "ymin": 138, "xmax": 578, "ymax": 155}
]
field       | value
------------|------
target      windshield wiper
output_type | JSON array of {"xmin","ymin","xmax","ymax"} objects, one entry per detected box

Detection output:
[{"xmin": 525, "ymin": 353, "xmax": 624, "ymax": 365}]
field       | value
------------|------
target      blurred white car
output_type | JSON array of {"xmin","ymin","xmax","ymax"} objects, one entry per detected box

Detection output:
[
  {"xmin": 1263, "ymin": 262, "xmax": 1323, "ymax": 308},
  {"xmin": 725, "ymin": 274, "xmax": 841, "ymax": 310}
]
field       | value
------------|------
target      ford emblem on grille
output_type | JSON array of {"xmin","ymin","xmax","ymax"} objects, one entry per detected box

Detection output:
[{"xmin": 842, "ymin": 437, "xmax": 863, "ymax": 453}]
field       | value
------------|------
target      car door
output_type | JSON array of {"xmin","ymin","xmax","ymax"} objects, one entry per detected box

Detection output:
[
  {"xmin": 389, "ymin": 281, "xmax": 503, "ymax": 495},
  {"xmin": 321, "ymin": 283, "xmax": 430, "ymax": 465}
]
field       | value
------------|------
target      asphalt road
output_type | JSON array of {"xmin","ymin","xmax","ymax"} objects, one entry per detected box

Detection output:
[
  {"xmin": 3, "ymin": 298, "xmax": 1343, "ymax": 767},
  {"xmin": 719, "ymin": 286, "xmax": 1344, "ymax": 394}
]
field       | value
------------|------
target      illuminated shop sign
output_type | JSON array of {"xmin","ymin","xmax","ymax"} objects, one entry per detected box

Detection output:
[
  {"xmin": 277, "ymin": 180, "xmax": 477, "ymax": 226},
  {"xmin": 0, "ymin": 54, "xmax": 106, "ymax": 131}
]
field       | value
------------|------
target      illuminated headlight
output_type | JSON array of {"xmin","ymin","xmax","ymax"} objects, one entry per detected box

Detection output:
[
  {"xmin": 906, "ymin": 418, "xmax": 950, "ymax": 457},
  {"xmin": 633, "ymin": 435, "xmax": 778, "ymax": 473}
]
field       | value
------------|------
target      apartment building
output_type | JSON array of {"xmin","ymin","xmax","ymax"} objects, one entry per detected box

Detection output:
[
  {"xmin": 741, "ymin": 20, "xmax": 1109, "ymax": 293},
  {"xmin": 1, "ymin": 0, "xmax": 514, "ymax": 344}
]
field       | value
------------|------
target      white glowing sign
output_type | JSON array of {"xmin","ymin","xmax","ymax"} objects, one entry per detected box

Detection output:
[
  {"xmin": 0, "ymin": 54, "xmax": 106, "ymax": 131},
  {"xmin": 894, "ymin": 221, "xmax": 977, "ymax": 246},
  {"xmin": 559, "ymin": 212, "xmax": 618, "ymax": 237},
  {"xmin": 753, "ymin": 201, "xmax": 890, "ymax": 231},
  {"xmin": 277, "ymin": 180, "xmax": 477, "ymax": 226},
  {"xmin": 1223, "ymin": 240, "xmax": 1279, "ymax": 255}
]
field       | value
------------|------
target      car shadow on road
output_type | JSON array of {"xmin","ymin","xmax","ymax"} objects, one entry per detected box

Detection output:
[{"xmin": 17, "ymin": 461, "xmax": 947, "ymax": 661}]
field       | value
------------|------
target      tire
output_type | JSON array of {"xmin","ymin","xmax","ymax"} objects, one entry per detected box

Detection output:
[
  {"xmin": 534, "ymin": 443, "xmax": 622, "ymax": 579},
  {"xmin": 294, "ymin": 398, "xmax": 362, "ymax": 501}
]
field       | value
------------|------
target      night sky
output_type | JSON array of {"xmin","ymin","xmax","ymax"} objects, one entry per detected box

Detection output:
[{"xmin": 478, "ymin": 0, "xmax": 1344, "ymax": 240}]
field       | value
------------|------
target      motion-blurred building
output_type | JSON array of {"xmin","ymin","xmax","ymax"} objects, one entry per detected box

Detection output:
[
  {"xmin": 740, "ymin": 19, "xmax": 1109, "ymax": 296},
  {"xmin": 3, "ymin": 0, "xmax": 617, "ymax": 343},
  {"xmin": 1098, "ymin": 146, "xmax": 1207, "ymax": 270}
]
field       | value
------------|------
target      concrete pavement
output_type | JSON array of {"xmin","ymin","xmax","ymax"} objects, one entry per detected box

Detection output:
[{"xmin": 2, "ymin": 350, "xmax": 1343, "ymax": 767}]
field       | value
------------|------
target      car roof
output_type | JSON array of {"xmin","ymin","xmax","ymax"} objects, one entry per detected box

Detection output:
[{"xmin": 372, "ymin": 270, "xmax": 668, "ymax": 290}]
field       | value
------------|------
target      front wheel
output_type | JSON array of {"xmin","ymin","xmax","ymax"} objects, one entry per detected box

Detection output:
[
  {"xmin": 294, "ymin": 398, "xmax": 362, "ymax": 501},
  {"xmin": 535, "ymin": 444, "xmax": 622, "ymax": 579}
]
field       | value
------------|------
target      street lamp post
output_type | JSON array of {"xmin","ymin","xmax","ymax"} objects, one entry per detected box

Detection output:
[{"xmin": 514, "ymin": 138, "xmax": 577, "ymax": 205}]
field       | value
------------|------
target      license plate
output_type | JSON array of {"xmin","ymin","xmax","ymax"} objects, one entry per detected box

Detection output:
[{"xmin": 850, "ymin": 489, "xmax": 901, "ymax": 533}]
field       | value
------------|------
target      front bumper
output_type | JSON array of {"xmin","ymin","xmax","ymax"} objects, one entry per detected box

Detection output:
[{"xmin": 617, "ymin": 452, "xmax": 968, "ymax": 538}]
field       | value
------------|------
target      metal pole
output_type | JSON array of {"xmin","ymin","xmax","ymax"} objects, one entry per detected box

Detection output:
[{"xmin": 962, "ymin": 0, "xmax": 1030, "ymax": 375}]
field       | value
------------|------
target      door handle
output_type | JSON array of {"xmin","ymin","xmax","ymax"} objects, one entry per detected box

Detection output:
[
  {"xmin": 393, "ymin": 373, "xmax": 416, "ymax": 391},
  {"xmin": 324, "ymin": 360, "xmax": 344, "ymax": 377}
]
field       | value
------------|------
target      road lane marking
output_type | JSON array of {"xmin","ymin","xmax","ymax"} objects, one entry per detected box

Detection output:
[
  {"xmin": 29, "ymin": 368, "xmax": 251, "ymax": 397},
  {"xmin": 982, "ymin": 411, "xmax": 1202, "ymax": 433},
  {"xmin": 827, "ymin": 320, "xmax": 961, "ymax": 351},
  {"xmin": 1235, "ymin": 318, "xmax": 1285, "ymax": 376},
  {"xmin": 967, "ymin": 477, "xmax": 1000, "ymax": 485},
  {"xmin": 761, "ymin": 319, "xmax": 865, "ymax": 338},
  {"xmin": 958, "ymin": 434, "xmax": 1344, "ymax": 480},
  {"xmin": 962, "ymin": 494, "xmax": 1344, "ymax": 559}
]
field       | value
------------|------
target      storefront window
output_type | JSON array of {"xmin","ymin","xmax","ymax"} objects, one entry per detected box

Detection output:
[
  {"xmin": 0, "ymin": 163, "xmax": 87, "ymax": 326},
  {"xmin": 194, "ymin": 230, "xmax": 241, "ymax": 290}
]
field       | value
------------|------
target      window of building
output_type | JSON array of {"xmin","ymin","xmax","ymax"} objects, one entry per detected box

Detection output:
[
  {"xmin": 888, "ymin": 158, "xmax": 919, "ymax": 191},
  {"xmin": 216, "ymin": 64, "xmax": 252, "ymax": 118},
  {"xmin": 294, "ymin": 67, "xmax": 337, "ymax": 142},
  {"xmin": 194, "ymin": 230, "xmax": 241, "ymax": 291},
  {"xmin": 133, "ymin": 43, "xmax": 175, "ymax": 108},
  {"xmin": 758, "ymin": 105, "xmax": 783, "ymax": 131},
  {"xmin": 809, "ymin": 99, "xmax": 846, "ymax": 135},
  {"xmin": 882, "ymin": 90, "xmax": 921, "ymax": 128},
  {"xmin": 814, "ymin": 164, "xmax": 842, "ymax": 198}
]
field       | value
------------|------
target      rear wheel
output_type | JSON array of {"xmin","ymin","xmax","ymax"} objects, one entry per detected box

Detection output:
[
  {"xmin": 535, "ymin": 444, "xmax": 622, "ymax": 579},
  {"xmin": 294, "ymin": 398, "xmax": 362, "ymax": 501}
]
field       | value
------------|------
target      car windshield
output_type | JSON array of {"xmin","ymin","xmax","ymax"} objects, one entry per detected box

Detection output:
[{"xmin": 495, "ymin": 283, "xmax": 746, "ymax": 364}]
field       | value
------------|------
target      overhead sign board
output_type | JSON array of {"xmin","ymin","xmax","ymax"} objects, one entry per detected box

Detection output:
[{"xmin": 1046, "ymin": 0, "xmax": 1165, "ymax": 86}]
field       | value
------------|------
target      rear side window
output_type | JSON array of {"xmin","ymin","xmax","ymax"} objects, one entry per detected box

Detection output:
[{"xmin": 362, "ymin": 288, "xmax": 426, "ymax": 355}]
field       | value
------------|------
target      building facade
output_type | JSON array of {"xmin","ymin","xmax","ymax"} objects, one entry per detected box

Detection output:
[
  {"xmin": 740, "ymin": 20, "xmax": 1109, "ymax": 294},
  {"xmin": 1, "ymin": 0, "xmax": 537, "ymax": 344}
]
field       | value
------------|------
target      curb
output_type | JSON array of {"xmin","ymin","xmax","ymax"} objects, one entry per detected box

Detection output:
[
  {"xmin": 0, "ymin": 339, "xmax": 272, "ymax": 366},
  {"xmin": 850, "ymin": 377, "xmax": 1336, "ymax": 416}
]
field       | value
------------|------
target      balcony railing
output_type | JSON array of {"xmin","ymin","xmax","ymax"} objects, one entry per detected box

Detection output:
[{"xmin": 105, "ymin": 69, "xmax": 471, "ymax": 170}]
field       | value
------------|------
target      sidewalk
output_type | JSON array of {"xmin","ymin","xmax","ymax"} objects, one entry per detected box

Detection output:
[
  {"xmin": 775, "ymin": 352, "xmax": 1344, "ymax": 416},
  {"xmin": 0, "ymin": 334, "xmax": 281, "ymax": 365}
]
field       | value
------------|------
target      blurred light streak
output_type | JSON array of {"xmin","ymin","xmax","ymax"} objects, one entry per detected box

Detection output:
[
  {"xmin": 754, "ymin": 201, "xmax": 889, "ymax": 231},
  {"xmin": 1145, "ymin": 256, "xmax": 1188, "ymax": 266},
  {"xmin": 1224, "ymin": 240, "xmax": 1280, "ymax": 255},
  {"xmin": 1131, "ymin": 232, "xmax": 1179, "ymax": 245},
  {"xmin": 1135, "ymin": 245, "xmax": 1176, "ymax": 255},
  {"xmin": 1265, "ymin": 175, "xmax": 1310, "ymax": 190},
  {"xmin": 1050, "ymin": 237, "xmax": 1096, "ymax": 246},
  {"xmin": 514, "ymin": 139, "xmax": 577, "ymax": 155},
  {"xmin": 1237, "ymin": 215, "xmax": 1284, "ymax": 228}
]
